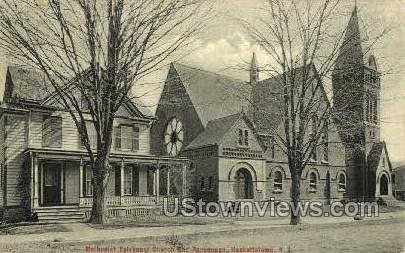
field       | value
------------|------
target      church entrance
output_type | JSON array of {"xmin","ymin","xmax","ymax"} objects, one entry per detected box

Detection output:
[
  {"xmin": 234, "ymin": 168, "xmax": 253, "ymax": 199},
  {"xmin": 380, "ymin": 174, "xmax": 388, "ymax": 196}
]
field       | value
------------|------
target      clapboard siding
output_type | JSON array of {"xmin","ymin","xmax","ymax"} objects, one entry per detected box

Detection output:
[
  {"xmin": 28, "ymin": 111, "xmax": 152, "ymax": 155},
  {"xmin": 5, "ymin": 114, "xmax": 28, "ymax": 206}
]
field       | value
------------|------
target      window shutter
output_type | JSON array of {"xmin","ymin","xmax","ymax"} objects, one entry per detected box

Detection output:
[
  {"xmin": 115, "ymin": 126, "xmax": 121, "ymax": 150},
  {"xmin": 132, "ymin": 126, "xmax": 139, "ymax": 151}
]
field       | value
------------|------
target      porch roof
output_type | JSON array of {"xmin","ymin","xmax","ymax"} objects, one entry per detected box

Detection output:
[{"xmin": 25, "ymin": 148, "xmax": 189, "ymax": 166}]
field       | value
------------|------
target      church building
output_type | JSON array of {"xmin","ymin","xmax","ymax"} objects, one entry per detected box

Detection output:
[{"xmin": 151, "ymin": 6, "xmax": 394, "ymax": 204}]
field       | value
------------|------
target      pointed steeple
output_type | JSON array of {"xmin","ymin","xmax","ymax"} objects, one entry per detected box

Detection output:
[
  {"xmin": 250, "ymin": 52, "xmax": 259, "ymax": 84},
  {"xmin": 333, "ymin": 6, "xmax": 366, "ymax": 73}
]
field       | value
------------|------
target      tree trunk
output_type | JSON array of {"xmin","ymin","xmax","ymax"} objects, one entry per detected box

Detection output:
[
  {"xmin": 89, "ymin": 157, "xmax": 110, "ymax": 224},
  {"xmin": 290, "ymin": 172, "xmax": 301, "ymax": 225}
]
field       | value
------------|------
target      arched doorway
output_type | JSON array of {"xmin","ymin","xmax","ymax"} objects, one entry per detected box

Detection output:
[
  {"xmin": 234, "ymin": 168, "xmax": 254, "ymax": 199},
  {"xmin": 380, "ymin": 174, "xmax": 389, "ymax": 196}
]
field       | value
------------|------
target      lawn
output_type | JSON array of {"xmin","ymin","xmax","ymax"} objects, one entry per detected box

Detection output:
[
  {"xmin": 88, "ymin": 214, "xmax": 233, "ymax": 229},
  {"xmin": 0, "ymin": 223, "xmax": 70, "ymax": 235}
]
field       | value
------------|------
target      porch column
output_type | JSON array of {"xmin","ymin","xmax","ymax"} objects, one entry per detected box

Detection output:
[
  {"xmin": 33, "ymin": 154, "xmax": 39, "ymax": 208},
  {"xmin": 167, "ymin": 167, "xmax": 170, "ymax": 196},
  {"xmin": 120, "ymin": 159, "xmax": 125, "ymax": 196},
  {"xmin": 155, "ymin": 162, "xmax": 160, "ymax": 203},
  {"xmin": 153, "ymin": 167, "xmax": 156, "ymax": 195},
  {"xmin": 79, "ymin": 157, "xmax": 84, "ymax": 198}
]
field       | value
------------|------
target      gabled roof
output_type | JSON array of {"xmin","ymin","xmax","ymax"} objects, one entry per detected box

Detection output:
[
  {"xmin": 184, "ymin": 112, "xmax": 252, "ymax": 150},
  {"xmin": 253, "ymin": 64, "xmax": 331, "ymax": 134},
  {"xmin": 172, "ymin": 63, "xmax": 250, "ymax": 127},
  {"xmin": 367, "ymin": 141, "xmax": 392, "ymax": 172},
  {"xmin": 4, "ymin": 66, "xmax": 53, "ymax": 102},
  {"xmin": 334, "ymin": 7, "xmax": 377, "ymax": 73},
  {"xmin": 2, "ymin": 65, "xmax": 154, "ymax": 119}
]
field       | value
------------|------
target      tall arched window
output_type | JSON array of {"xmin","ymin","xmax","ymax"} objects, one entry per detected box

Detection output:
[
  {"xmin": 200, "ymin": 176, "xmax": 205, "ymax": 190},
  {"xmin": 310, "ymin": 116, "xmax": 318, "ymax": 161},
  {"xmin": 273, "ymin": 171, "xmax": 283, "ymax": 191},
  {"xmin": 338, "ymin": 173, "xmax": 346, "ymax": 191},
  {"xmin": 322, "ymin": 123, "xmax": 328, "ymax": 162},
  {"xmin": 309, "ymin": 172, "xmax": 317, "ymax": 191}
]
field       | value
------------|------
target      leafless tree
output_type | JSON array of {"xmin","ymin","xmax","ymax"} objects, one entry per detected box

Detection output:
[
  {"xmin": 0, "ymin": 0, "xmax": 208, "ymax": 224},
  {"xmin": 242, "ymin": 0, "xmax": 389, "ymax": 225}
]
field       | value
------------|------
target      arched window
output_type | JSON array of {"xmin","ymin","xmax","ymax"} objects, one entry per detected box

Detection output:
[
  {"xmin": 338, "ymin": 173, "xmax": 346, "ymax": 191},
  {"xmin": 208, "ymin": 176, "xmax": 213, "ymax": 190},
  {"xmin": 322, "ymin": 123, "xmax": 328, "ymax": 162},
  {"xmin": 273, "ymin": 171, "xmax": 283, "ymax": 191},
  {"xmin": 200, "ymin": 176, "xmax": 205, "ymax": 190},
  {"xmin": 309, "ymin": 172, "xmax": 317, "ymax": 191},
  {"xmin": 310, "ymin": 116, "xmax": 318, "ymax": 161}
]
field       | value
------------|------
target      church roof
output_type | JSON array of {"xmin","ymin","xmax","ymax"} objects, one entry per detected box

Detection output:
[
  {"xmin": 185, "ymin": 112, "xmax": 250, "ymax": 150},
  {"xmin": 334, "ymin": 7, "xmax": 377, "ymax": 73},
  {"xmin": 253, "ymin": 64, "xmax": 331, "ymax": 134},
  {"xmin": 367, "ymin": 141, "xmax": 392, "ymax": 172},
  {"xmin": 172, "ymin": 62, "xmax": 250, "ymax": 127},
  {"xmin": 4, "ymin": 66, "xmax": 53, "ymax": 102}
]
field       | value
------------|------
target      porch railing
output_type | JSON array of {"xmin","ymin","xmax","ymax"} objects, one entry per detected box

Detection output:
[{"xmin": 79, "ymin": 196, "xmax": 158, "ymax": 208}]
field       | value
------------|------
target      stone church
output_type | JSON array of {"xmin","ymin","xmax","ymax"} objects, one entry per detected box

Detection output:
[{"xmin": 151, "ymin": 6, "xmax": 394, "ymax": 203}]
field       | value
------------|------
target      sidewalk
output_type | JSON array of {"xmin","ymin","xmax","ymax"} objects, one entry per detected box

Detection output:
[{"xmin": 0, "ymin": 211, "xmax": 403, "ymax": 245}]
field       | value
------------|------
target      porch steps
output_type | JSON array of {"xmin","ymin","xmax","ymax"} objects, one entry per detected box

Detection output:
[{"xmin": 34, "ymin": 206, "xmax": 85, "ymax": 223}]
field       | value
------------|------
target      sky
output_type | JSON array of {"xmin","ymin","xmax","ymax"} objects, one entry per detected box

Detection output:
[{"xmin": 0, "ymin": 0, "xmax": 404, "ymax": 163}]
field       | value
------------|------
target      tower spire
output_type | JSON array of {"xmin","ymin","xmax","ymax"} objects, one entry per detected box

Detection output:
[{"xmin": 250, "ymin": 52, "xmax": 259, "ymax": 84}]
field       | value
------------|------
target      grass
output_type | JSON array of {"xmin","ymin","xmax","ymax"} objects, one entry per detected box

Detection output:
[
  {"xmin": 0, "ymin": 223, "xmax": 70, "ymax": 235},
  {"xmin": 88, "ymin": 214, "xmax": 232, "ymax": 229}
]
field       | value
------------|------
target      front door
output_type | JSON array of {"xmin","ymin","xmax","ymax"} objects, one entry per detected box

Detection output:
[{"xmin": 42, "ymin": 163, "xmax": 62, "ymax": 206}]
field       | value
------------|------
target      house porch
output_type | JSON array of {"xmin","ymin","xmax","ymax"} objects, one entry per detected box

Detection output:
[{"xmin": 25, "ymin": 149, "xmax": 188, "ymax": 212}]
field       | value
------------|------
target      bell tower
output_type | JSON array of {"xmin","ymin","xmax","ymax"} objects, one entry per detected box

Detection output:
[{"xmin": 332, "ymin": 6, "xmax": 381, "ymax": 200}]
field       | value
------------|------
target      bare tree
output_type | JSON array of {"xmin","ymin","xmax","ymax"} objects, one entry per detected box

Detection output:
[
  {"xmin": 0, "ymin": 0, "xmax": 207, "ymax": 224},
  {"xmin": 242, "ymin": 0, "xmax": 389, "ymax": 225}
]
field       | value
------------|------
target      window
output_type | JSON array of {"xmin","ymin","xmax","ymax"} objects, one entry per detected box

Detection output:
[
  {"xmin": 85, "ymin": 165, "xmax": 93, "ymax": 196},
  {"xmin": 309, "ymin": 172, "xmax": 317, "ymax": 191},
  {"xmin": 80, "ymin": 121, "xmax": 97, "ymax": 148},
  {"xmin": 273, "ymin": 171, "xmax": 283, "ymax": 191},
  {"xmin": 200, "ymin": 176, "xmax": 205, "ymax": 190},
  {"xmin": 42, "ymin": 116, "xmax": 62, "ymax": 148},
  {"xmin": 338, "ymin": 173, "xmax": 346, "ymax": 191},
  {"xmin": 238, "ymin": 129, "xmax": 243, "ymax": 146},
  {"xmin": 208, "ymin": 176, "xmax": 213, "ymax": 190},
  {"xmin": 322, "ymin": 125, "xmax": 328, "ymax": 162},
  {"xmin": 382, "ymin": 157, "xmax": 385, "ymax": 167},
  {"xmin": 238, "ymin": 129, "xmax": 249, "ymax": 146},
  {"xmin": 310, "ymin": 116, "xmax": 317, "ymax": 161},
  {"xmin": 124, "ymin": 166, "xmax": 133, "ymax": 195},
  {"xmin": 365, "ymin": 94, "xmax": 370, "ymax": 122},
  {"xmin": 115, "ymin": 125, "xmax": 139, "ymax": 151},
  {"xmin": 373, "ymin": 97, "xmax": 378, "ymax": 123}
]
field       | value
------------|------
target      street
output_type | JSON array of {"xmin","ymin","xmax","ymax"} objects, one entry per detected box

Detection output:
[{"xmin": 0, "ymin": 215, "xmax": 404, "ymax": 253}]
